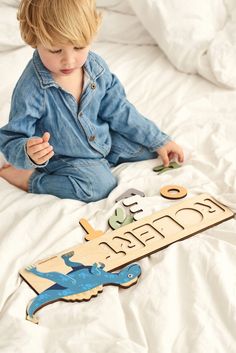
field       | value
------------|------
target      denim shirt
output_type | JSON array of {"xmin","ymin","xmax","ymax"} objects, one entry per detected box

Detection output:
[{"xmin": 0, "ymin": 50, "xmax": 170, "ymax": 169}]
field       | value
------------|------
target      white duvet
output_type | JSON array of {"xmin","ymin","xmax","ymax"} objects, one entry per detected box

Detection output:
[
  {"xmin": 129, "ymin": 0, "xmax": 236, "ymax": 88},
  {"xmin": 0, "ymin": 2, "xmax": 236, "ymax": 353}
]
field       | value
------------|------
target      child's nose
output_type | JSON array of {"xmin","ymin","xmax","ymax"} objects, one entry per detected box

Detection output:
[{"xmin": 62, "ymin": 53, "xmax": 75, "ymax": 67}]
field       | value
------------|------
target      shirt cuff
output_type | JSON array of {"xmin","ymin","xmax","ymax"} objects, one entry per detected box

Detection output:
[{"xmin": 149, "ymin": 133, "xmax": 171, "ymax": 152}]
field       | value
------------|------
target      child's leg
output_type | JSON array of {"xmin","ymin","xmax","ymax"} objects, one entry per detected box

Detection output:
[
  {"xmin": 0, "ymin": 165, "xmax": 34, "ymax": 191},
  {"xmin": 107, "ymin": 133, "xmax": 157, "ymax": 166},
  {"xmin": 28, "ymin": 158, "xmax": 117, "ymax": 201},
  {"xmin": 0, "ymin": 159, "xmax": 117, "ymax": 201}
]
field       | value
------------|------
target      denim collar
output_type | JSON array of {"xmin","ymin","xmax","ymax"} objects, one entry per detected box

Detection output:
[{"xmin": 33, "ymin": 50, "xmax": 105, "ymax": 89}]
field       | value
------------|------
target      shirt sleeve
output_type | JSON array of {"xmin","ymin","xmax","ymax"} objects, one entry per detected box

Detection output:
[
  {"xmin": 0, "ymin": 81, "xmax": 47, "ymax": 169},
  {"xmin": 98, "ymin": 65, "xmax": 170, "ymax": 151}
]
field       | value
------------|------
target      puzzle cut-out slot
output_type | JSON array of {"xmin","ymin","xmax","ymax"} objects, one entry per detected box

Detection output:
[{"xmin": 20, "ymin": 194, "xmax": 234, "ymax": 294}]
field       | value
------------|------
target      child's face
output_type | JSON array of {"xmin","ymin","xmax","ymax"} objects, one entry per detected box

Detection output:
[{"xmin": 37, "ymin": 43, "xmax": 90, "ymax": 78}]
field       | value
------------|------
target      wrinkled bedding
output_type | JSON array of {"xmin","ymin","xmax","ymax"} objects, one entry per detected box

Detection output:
[
  {"xmin": 129, "ymin": 0, "xmax": 236, "ymax": 88},
  {"xmin": 0, "ymin": 2, "xmax": 236, "ymax": 352}
]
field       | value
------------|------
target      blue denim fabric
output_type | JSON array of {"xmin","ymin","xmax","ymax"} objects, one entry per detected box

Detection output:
[
  {"xmin": 0, "ymin": 50, "xmax": 169, "ymax": 201},
  {"xmin": 28, "ymin": 149, "xmax": 157, "ymax": 201}
]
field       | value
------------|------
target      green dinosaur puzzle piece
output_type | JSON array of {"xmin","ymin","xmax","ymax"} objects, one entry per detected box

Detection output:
[{"xmin": 153, "ymin": 161, "xmax": 181, "ymax": 174}]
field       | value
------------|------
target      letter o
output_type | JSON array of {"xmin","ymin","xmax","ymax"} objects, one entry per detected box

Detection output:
[{"xmin": 160, "ymin": 185, "xmax": 187, "ymax": 200}]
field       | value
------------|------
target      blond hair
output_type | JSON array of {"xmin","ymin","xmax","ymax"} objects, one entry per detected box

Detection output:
[{"xmin": 17, "ymin": 0, "xmax": 101, "ymax": 48}]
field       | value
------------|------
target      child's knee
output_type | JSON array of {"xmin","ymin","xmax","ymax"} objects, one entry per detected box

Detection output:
[
  {"xmin": 71, "ymin": 161, "xmax": 117, "ymax": 202},
  {"xmin": 30, "ymin": 159, "xmax": 118, "ymax": 202},
  {"xmin": 91, "ymin": 172, "xmax": 117, "ymax": 202}
]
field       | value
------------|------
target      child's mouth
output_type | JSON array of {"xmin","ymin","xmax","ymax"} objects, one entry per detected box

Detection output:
[{"xmin": 61, "ymin": 69, "xmax": 74, "ymax": 74}]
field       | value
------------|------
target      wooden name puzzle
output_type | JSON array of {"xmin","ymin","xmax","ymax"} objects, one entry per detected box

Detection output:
[{"xmin": 20, "ymin": 194, "xmax": 234, "ymax": 294}]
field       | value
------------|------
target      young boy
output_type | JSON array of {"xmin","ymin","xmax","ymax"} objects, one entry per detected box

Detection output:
[{"xmin": 0, "ymin": 0, "xmax": 184, "ymax": 202}]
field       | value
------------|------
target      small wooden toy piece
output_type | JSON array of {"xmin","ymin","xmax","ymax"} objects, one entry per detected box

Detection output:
[
  {"xmin": 122, "ymin": 195, "xmax": 150, "ymax": 221},
  {"xmin": 153, "ymin": 161, "xmax": 181, "ymax": 174},
  {"xmin": 160, "ymin": 185, "xmax": 188, "ymax": 200},
  {"xmin": 115, "ymin": 188, "xmax": 145, "ymax": 203},
  {"xmin": 79, "ymin": 218, "xmax": 104, "ymax": 241},
  {"xmin": 26, "ymin": 251, "xmax": 141, "ymax": 324},
  {"xmin": 108, "ymin": 208, "xmax": 134, "ymax": 230},
  {"xmin": 20, "ymin": 194, "xmax": 234, "ymax": 298}
]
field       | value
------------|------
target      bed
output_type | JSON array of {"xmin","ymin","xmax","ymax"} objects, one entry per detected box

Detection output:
[{"xmin": 0, "ymin": 1, "xmax": 236, "ymax": 352}]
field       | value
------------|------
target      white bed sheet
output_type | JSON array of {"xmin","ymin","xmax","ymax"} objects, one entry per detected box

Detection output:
[{"xmin": 0, "ymin": 4, "xmax": 236, "ymax": 353}]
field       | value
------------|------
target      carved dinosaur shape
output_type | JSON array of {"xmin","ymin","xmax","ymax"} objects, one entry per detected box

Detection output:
[{"xmin": 26, "ymin": 251, "xmax": 141, "ymax": 323}]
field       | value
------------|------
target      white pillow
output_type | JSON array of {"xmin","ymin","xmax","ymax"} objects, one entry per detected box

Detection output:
[
  {"xmin": 97, "ymin": 0, "xmax": 134, "ymax": 15},
  {"xmin": 0, "ymin": 5, "xmax": 25, "ymax": 52},
  {"xmin": 96, "ymin": 9, "xmax": 155, "ymax": 45},
  {"xmin": 205, "ymin": 7, "xmax": 236, "ymax": 88},
  {"xmin": 129, "ymin": 0, "xmax": 236, "ymax": 88},
  {"xmin": 97, "ymin": 0, "xmax": 120, "ymax": 6},
  {"xmin": 129, "ymin": 0, "xmax": 227, "ymax": 74},
  {"xmin": 1, "ymin": 0, "xmax": 19, "ymax": 7}
]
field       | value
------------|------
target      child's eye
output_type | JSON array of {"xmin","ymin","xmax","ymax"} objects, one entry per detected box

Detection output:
[
  {"xmin": 49, "ymin": 49, "xmax": 62, "ymax": 54},
  {"xmin": 74, "ymin": 47, "xmax": 84, "ymax": 51}
]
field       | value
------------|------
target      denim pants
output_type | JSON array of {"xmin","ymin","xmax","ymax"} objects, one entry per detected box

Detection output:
[{"xmin": 28, "ymin": 137, "xmax": 157, "ymax": 201}]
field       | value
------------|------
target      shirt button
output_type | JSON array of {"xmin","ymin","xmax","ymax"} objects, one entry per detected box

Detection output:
[
  {"xmin": 89, "ymin": 135, "xmax": 96, "ymax": 141},
  {"xmin": 79, "ymin": 111, "xmax": 83, "ymax": 117},
  {"xmin": 90, "ymin": 83, "xmax": 96, "ymax": 90}
]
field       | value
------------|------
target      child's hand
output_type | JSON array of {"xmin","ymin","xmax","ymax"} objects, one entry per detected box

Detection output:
[
  {"xmin": 26, "ymin": 132, "xmax": 54, "ymax": 165},
  {"xmin": 156, "ymin": 141, "xmax": 184, "ymax": 167}
]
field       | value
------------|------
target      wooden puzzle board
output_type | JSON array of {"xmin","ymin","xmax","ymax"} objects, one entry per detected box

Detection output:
[{"xmin": 20, "ymin": 194, "xmax": 234, "ymax": 293}]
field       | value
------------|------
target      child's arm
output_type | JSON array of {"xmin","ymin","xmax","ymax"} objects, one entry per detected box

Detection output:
[
  {"xmin": 0, "ymin": 73, "xmax": 50, "ymax": 169},
  {"xmin": 98, "ymin": 59, "xmax": 170, "ymax": 152},
  {"xmin": 98, "ymin": 65, "xmax": 184, "ymax": 164}
]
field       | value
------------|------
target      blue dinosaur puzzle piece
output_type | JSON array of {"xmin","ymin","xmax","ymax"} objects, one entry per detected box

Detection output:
[{"xmin": 26, "ymin": 251, "xmax": 141, "ymax": 323}]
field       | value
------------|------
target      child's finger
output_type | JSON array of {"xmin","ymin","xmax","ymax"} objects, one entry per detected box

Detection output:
[
  {"xmin": 36, "ymin": 150, "xmax": 54, "ymax": 164},
  {"xmin": 42, "ymin": 132, "xmax": 50, "ymax": 143},
  {"xmin": 28, "ymin": 142, "xmax": 50, "ymax": 154},
  {"xmin": 168, "ymin": 152, "xmax": 175, "ymax": 161},
  {"xmin": 159, "ymin": 150, "xmax": 169, "ymax": 167},
  {"xmin": 33, "ymin": 146, "xmax": 53, "ymax": 160},
  {"xmin": 27, "ymin": 137, "xmax": 43, "ymax": 147},
  {"xmin": 178, "ymin": 149, "xmax": 184, "ymax": 163}
]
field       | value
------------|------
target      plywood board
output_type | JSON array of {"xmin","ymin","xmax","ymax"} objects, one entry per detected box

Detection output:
[{"xmin": 20, "ymin": 194, "xmax": 234, "ymax": 293}]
